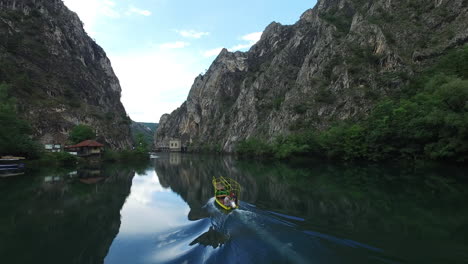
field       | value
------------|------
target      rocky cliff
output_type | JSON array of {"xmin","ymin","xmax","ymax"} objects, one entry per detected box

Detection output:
[
  {"xmin": 0, "ymin": 0, "xmax": 132, "ymax": 149},
  {"xmin": 155, "ymin": 0, "xmax": 468, "ymax": 152}
]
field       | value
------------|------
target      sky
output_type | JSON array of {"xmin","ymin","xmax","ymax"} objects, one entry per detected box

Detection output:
[{"xmin": 62, "ymin": 0, "xmax": 317, "ymax": 123}]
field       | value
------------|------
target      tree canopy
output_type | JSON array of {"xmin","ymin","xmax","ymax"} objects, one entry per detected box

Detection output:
[
  {"xmin": 0, "ymin": 83, "xmax": 40, "ymax": 158},
  {"xmin": 69, "ymin": 124, "xmax": 96, "ymax": 144},
  {"xmin": 134, "ymin": 133, "xmax": 148, "ymax": 153}
]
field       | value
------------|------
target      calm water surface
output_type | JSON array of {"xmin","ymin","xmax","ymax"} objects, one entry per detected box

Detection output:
[{"xmin": 0, "ymin": 153, "xmax": 467, "ymax": 264}]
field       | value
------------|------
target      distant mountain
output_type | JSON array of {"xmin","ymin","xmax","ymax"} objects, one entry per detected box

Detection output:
[
  {"xmin": 130, "ymin": 122, "xmax": 158, "ymax": 149},
  {"xmin": 139, "ymin": 122, "xmax": 159, "ymax": 132}
]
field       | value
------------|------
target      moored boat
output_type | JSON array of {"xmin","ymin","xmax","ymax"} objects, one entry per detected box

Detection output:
[
  {"xmin": 212, "ymin": 176, "xmax": 241, "ymax": 210},
  {"xmin": 0, "ymin": 156, "xmax": 26, "ymax": 178}
]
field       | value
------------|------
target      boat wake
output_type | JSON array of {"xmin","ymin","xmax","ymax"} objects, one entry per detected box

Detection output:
[{"xmin": 144, "ymin": 198, "xmax": 395, "ymax": 264}]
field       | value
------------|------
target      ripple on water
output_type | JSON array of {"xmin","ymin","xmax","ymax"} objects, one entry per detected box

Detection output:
[
  {"xmin": 103, "ymin": 155, "xmax": 466, "ymax": 264},
  {"xmin": 114, "ymin": 195, "xmax": 392, "ymax": 264}
]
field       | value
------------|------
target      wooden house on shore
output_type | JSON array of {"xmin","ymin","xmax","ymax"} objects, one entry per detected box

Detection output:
[{"xmin": 65, "ymin": 140, "xmax": 104, "ymax": 157}]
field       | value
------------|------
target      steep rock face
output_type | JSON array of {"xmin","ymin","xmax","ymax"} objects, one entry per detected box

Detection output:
[
  {"xmin": 155, "ymin": 0, "xmax": 468, "ymax": 152},
  {"xmin": 0, "ymin": 0, "xmax": 132, "ymax": 148}
]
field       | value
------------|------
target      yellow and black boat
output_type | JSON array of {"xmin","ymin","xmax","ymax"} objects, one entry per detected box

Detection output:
[{"xmin": 212, "ymin": 176, "xmax": 241, "ymax": 210}]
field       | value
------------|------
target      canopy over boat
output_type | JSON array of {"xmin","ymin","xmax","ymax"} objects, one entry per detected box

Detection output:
[{"xmin": 212, "ymin": 176, "xmax": 241, "ymax": 210}]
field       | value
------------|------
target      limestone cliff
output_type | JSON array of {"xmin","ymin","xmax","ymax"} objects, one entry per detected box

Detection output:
[
  {"xmin": 155, "ymin": 0, "xmax": 468, "ymax": 152},
  {"xmin": 0, "ymin": 0, "xmax": 132, "ymax": 149}
]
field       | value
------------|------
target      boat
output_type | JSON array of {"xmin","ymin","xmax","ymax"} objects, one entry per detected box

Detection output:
[
  {"xmin": 0, "ymin": 156, "xmax": 26, "ymax": 178},
  {"xmin": 212, "ymin": 176, "xmax": 241, "ymax": 210}
]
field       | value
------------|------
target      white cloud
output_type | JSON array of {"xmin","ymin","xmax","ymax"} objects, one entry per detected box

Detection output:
[
  {"xmin": 231, "ymin": 43, "xmax": 252, "ymax": 50},
  {"xmin": 102, "ymin": 0, "xmax": 115, "ymax": 7},
  {"xmin": 230, "ymin": 31, "xmax": 263, "ymax": 51},
  {"xmin": 242, "ymin": 31, "xmax": 263, "ymax": 42},
  {"xmin": 63, "ymin": 0, "xmax": 120, "ymax": 36},
  {"xmin": 110, "ymin": 46, "xmax": 203, "ymax": 122},
  {"xmin": 159, "ymin": 41, "xmax": 190, "ymax": 49},
  {"xmin": 203, "ymin": 47, "xmax": 224, "ymax": 57},
  {"xmin": 126, "ymin": 6, "xmax": 152, "ymax": 16},
  {"xmin": 177, "ymin": 30, "xmax": 210, "ymax": 39},
  {"xmin": 63, "ymin": 1, "xmax": 151, "ymax": 36}
]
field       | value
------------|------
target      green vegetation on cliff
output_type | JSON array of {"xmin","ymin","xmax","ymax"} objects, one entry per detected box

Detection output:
[
  {"xmin": 0, "ymin": 83, "xmax": 40, "ymax": 158},
  {"xmin": 130, "ymin": 121, "xmax": 158, "ymax": 149},
  {"xmin": 69, "ymin": 124, "xmax": 96, "ymax": 144},
  {"xmin": 237, "ymin": 46, "xmax": 468, "ymax": 162}
]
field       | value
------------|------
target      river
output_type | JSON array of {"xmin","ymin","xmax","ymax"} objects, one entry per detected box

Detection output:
[{"xmin": 0, "ymin": 153, "xmax": 467, "ymax": 264}]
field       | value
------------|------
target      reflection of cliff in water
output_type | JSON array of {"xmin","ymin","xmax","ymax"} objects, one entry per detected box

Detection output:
[
  {"xmin": 154, "ymin": 153, "xmax": 258, "ymax": 220},
  {"xmin": 76, "ymin": 164, "xmax": 107, "ymax": 185},
  {"xmin": 154, "ymin": 154, "xmax": 468, "ymax": 250},
  {"xmin": 0, "ymin": 166, "xmax": 136, "ymax": 264},
  {"xmin": 154, "ymin": 153, "xmax": 360, "ymax": 221},
  {"xmin": 153, "ymin": 153, "xmax": 349, "ymax": 221},
  {"xmin": 153, "ymin": 154, "xmax": 321, "ymax": 223},
  {"xmin": 189, "ymin": 226, "xmax": 229, "ymax": 249}
]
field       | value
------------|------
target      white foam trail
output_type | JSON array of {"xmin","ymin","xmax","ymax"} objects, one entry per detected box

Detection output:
[
  {"xmin": 203, "ymin": 197, "xmax": 310, "ymax": 264},
  {"xmin": 234, "ymin": 209, "xmax": 310, "ymax": 264}
]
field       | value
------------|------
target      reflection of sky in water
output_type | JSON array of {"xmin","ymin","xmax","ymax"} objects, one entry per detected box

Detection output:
[
  {"xmin": 105, "ymin": 169, "xmax": 194, "ymax": 264},
  {"xmin": 118, "ymin": 169, "xmax": 190, "ymax": 235},
  {"xmin": 105, "ymin": 165, "xmax": 394, "ymax": 264}
]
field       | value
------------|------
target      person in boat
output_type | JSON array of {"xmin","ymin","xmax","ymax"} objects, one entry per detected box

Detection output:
[
  {"xmin": 230, "ymin": 191, "xmax": 237, "ymax": 205},
  {"xmin": 223, "ymin": 192, "xmax": 237, "ymax": 208}
]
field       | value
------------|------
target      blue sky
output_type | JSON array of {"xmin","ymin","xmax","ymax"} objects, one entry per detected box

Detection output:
[{"xmin": 63, "ymin": 0, "xmax": 317, "ymax": 122}]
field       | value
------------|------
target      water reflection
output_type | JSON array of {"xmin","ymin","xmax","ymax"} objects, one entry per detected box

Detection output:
[
  {"xmin": 104, "ymin": 155, "xmax": 391, "ymax": 263},
  {"xmin": 0, "ymin": 165, "xmax": 137, "ymax": 264},
  {"xmin": 77, "ymin": 165, "xmax": 105, "ymax": 184},
  {"xmin": 189, "ymin": 226, "xmax": 229, "ymax": 248},
  {"xmin": 117, "ymin": 169, "xmax": 189, "ymax": 235},
  {"xmin": 136, "ymin": 154, "xmax": 467, "ymax": 263},
  {"xmin": 1, "ymin": 155, "xmax": 467, "ymax": 264}
]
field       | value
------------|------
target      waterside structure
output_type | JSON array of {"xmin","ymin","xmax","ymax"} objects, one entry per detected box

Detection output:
[
  {"xmin": 155, "ymin": 138, "xmax": 188, "ymax": 152},
  {"xmin": 65, "ymin": 140, "xmax": 104, "ymax": 157}
]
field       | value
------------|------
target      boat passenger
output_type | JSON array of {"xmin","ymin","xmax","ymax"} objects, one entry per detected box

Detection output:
[
  {"xmin": 230, "ymin": 192, "xmax": 238, "ymax": 205},
  {"xmin": 224, "ymin": 192, "xmax": 237, "ymax": 208}
]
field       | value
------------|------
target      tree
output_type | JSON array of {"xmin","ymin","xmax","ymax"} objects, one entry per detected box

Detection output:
[
  {"xmin": 135, "ymin": 133, "xmax": 148, "ymax": 153},
  {"xmin": 0, "ymin": 83, "xmax": 40, "ymax": 158},
  {"xmin": 69, "ymin": 124, "xmax": 95, "ymax": 144}
]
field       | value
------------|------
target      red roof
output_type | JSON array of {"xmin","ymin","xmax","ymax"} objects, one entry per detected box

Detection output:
[{"xmin": 66, "ymin": 140, "xmax": 104, "ymax": 148}]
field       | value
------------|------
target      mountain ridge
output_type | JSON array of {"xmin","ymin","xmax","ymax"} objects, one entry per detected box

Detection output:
[{"xmin": 155, "ymin": 0, "xmax": 468, "ymax": 152}]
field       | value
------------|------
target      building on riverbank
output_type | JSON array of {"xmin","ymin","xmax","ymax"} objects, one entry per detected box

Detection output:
[
  {"xmin": 169, "ymin": 139, "xmax": 181, "ymax": 152},
  {"xmin": 155, "ymin": 138, "xmax": 188, "ymax": 152},
  {"xmin": 65, "ymin": 140, "xmax": 104, "ymax": 157},
  {"xmin": 44, "ymin": 143, "xmax": 63, "ymax": 153}
]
